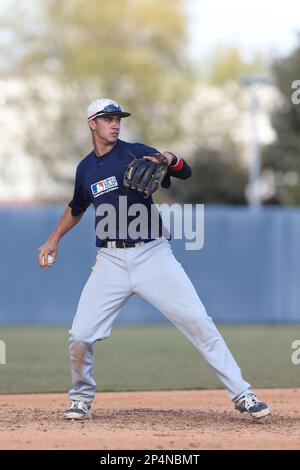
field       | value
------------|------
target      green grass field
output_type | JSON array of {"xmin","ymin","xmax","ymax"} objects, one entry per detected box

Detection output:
[{"xmin": 0, "ymin": 325, "xmax": 300, "ymax": 394}]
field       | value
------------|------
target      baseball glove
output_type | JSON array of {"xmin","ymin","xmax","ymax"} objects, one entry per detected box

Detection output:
[{"xmin": 123, "ymin": 153, "xmax": 169, "ymax": 198}]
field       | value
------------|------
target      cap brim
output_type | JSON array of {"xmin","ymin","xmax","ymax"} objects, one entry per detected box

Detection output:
[
  {"xmin": 88, "ymin": 111, "xmax": 131, "ymax": 120},
  {"xmin": 109, "ymin": 112, "xmax": 131, "ymax": 118}
]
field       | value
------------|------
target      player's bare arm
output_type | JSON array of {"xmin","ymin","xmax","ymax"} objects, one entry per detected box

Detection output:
[{"xmin": 38, "ymin": 207, "xmax": 83, "ymax": 268}]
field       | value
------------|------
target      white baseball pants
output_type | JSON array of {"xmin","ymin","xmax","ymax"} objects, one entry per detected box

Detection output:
[{"xmin": 68, "ymin": 238, "xmax": 250, "ymax": 403}]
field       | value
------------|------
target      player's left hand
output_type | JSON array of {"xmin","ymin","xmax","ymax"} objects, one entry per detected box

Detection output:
[{"xmin": 123, "ymin": 154, "xmax": 169, "ymax": 198}]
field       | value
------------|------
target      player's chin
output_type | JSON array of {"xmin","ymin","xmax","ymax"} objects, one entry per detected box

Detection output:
[{"xmin": 109, "ymin": 134, "xmax": 119, "ymax": 143}]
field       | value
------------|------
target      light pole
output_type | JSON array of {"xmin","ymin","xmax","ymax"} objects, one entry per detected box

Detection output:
[{"xmin": 241, "ymin": 76, "xmax": 273, "ymax": 208}]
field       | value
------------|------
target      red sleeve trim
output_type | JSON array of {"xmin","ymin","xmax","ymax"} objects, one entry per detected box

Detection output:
[{"xmin": 169, "ymin": 155, "xmax": 184, "ymax": 172}]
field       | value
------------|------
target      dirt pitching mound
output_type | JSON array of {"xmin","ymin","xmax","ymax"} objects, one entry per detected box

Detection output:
[{"xmin": 0, "ymin": 389, "xmax": 299, "ymax": 450}]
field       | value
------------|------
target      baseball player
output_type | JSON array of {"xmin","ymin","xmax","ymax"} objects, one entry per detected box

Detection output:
[{"xmin": 38, "ymin": 99, "xmax": 271, "ymax": 420}]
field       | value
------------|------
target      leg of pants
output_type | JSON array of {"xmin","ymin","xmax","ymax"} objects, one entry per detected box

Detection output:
[
  {"xmin": 68, "ymin": 248, "xmax": 132, "ymax": 403},
  {"xmin": 130, "ymin": 239, "xmax": 250, "ymax": 400}
]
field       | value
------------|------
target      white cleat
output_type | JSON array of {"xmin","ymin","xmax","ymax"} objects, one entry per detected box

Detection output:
[
  {"xmin": 64, "ymin": 400, "xmax": 91, "ymax": 420},
  {"xmin": 234, "ymin": 391, "xmax": 271, "ymax": 419}
]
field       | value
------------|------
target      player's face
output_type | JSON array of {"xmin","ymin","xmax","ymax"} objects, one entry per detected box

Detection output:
[{"xmin": 93, "ymin": 115, "xmax": 121, "ymax": 144}]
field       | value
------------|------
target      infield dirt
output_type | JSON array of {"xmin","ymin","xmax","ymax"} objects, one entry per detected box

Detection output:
[{"xmin": 0, "ymin": 389, "xmax": 299, "ymax": 450}]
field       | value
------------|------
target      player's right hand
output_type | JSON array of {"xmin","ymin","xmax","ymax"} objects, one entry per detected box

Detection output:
[{"xmin": 38, "ymin": 240, "xmax": 57, "ymax": 268}]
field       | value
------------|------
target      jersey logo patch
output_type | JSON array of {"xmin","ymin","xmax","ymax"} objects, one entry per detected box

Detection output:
[{"xmin": 91, "ymin": 176, "xmax": 118, "ymax": 197}]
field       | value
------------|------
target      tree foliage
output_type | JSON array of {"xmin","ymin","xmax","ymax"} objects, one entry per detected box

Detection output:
[
  {"xmin": 204, "ymin": 46, "xmax": 267, "ymax": 86},
  {"xmin": 21, "ymin": 0, "xmax": 193, "ymax": 145},
  {"xmin": 262, "ymin": 43, "xmax": 300, "ymax": 205},
  {"xmin": 170, "ymin": 147, "xmax": 248, "ymax": 204}
]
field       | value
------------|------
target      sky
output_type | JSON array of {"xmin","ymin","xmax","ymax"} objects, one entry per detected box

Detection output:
[{"xmin": 186, "ymin": 0, "xmax": 300, "ymax": 60}]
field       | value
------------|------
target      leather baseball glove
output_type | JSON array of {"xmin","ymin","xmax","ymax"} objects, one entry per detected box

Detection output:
[{"xmin": 123, "ymin": 153, "xmax": 169, "ymax": 198}]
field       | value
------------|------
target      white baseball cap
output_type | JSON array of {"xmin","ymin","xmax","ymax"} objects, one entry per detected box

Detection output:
[{"xmin": 86, "ymin": 99, "xmax": 131, "ymax": 121}]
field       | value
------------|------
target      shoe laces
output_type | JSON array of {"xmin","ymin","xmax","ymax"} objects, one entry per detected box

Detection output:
[
  {"xmin": 240, "ymin": 392, "xmax": 261, "ymax": 410},
  {"xmin": 70, "ymin": 400, "xmax": 89, "ymax": 412}
]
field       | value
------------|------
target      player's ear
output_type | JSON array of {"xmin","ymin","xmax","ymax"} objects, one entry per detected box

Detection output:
[{"xmin": 88, "ymin": 119, "xmax": 96, "ymax": 131}]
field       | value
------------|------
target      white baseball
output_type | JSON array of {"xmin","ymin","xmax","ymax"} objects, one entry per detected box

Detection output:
[{"xmin": 47, "ymin": 254, "xmax": 54, "ymax": 266}]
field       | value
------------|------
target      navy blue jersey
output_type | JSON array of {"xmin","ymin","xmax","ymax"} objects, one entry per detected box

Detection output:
[{"xmin": 69, "ymin": 139, "xmax": 191, "ymax": 246}]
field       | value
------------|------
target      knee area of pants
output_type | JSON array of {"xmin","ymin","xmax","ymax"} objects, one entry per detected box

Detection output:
[
  {"xmin": 69, "ymin": 335, "xmax": 92, "ymax": 347},
  {"xmin": 184, "ymin": 312, "xmax": 213, "ymax": 331}
]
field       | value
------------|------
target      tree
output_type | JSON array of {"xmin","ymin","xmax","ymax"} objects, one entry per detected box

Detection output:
[
  {"xmin": 204, "ymin": 46, "xmax": 267, "ymax": 86},
  {"xmin": 20, "ymin": 0, "xmax": 193, "ymax": 145},
  {"xmin": 169, "ymin": 147, "xmax": 248, "ymax": 204},
  {"xmin": 262, "ymin": 42, "xmax": 300, "ymax": 205}
]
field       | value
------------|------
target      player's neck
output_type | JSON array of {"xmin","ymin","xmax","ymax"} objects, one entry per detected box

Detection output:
[{"xmin": 92, "ymin": 136, "xmax": 117, "ymax": 157}]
